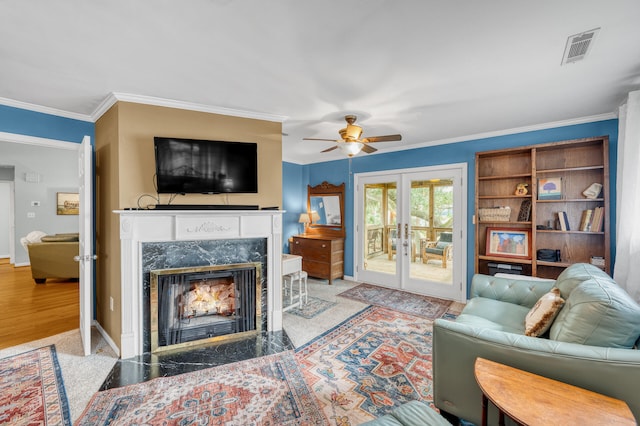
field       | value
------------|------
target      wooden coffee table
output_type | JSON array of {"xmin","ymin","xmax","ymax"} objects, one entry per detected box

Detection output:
[{"xmin": 474, "ymin": 357, "xmax": 636, "ymax": 426}]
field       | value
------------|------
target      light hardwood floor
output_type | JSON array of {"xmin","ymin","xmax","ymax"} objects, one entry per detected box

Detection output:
[{"xmin": 0, "ymin": 258, "xmax": 79, "ymax": 349}]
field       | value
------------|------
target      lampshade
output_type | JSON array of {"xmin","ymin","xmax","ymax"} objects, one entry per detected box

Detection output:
[
  {"xmin": 337, "ymin": 141, "xmax": 364, "ymax": 157},
  {"xmin": 298, "ymin": 213, "xmax": 310, "ymax": 224},
  {"xmin": 311, "ymin": 211, "xmax": 321, "ymax": 223}
]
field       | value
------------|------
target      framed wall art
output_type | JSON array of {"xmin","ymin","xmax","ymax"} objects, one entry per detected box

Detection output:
[
  {"xmin": 485, "ymin": 227, "xmax": 531, "ymax": 259},
  {"xmin": 57, "ymin": 192, "xmax": 79, "ymax": 215},
  {"xmin": 537, "ymin": 177, "xmax": 562, "ymax": 200}
]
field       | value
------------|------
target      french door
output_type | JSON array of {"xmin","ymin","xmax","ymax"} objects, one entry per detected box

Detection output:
[{"xmin": 354, "ymin": 164, "xmax": 466, "ymax": 301}]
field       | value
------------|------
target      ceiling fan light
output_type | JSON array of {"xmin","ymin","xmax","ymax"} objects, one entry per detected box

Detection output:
[{"xmin": 337, "ymin": 141, "xmax": 364, "ymax": 157}]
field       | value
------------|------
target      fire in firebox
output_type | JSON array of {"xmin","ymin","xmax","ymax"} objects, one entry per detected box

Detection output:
[{"xmin": 182, "ymin": 281, "xmax": 235, "ymax": 317}]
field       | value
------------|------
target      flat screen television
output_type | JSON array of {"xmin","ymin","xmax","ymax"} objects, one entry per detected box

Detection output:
[{"xmin": 154, "ymin": 137, "xmax": 258, "ymax": 194}]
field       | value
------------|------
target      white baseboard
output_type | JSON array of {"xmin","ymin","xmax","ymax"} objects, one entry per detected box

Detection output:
[{"xmin": 93, "ymin": 320, "xmax": 120, "ymax": 358}]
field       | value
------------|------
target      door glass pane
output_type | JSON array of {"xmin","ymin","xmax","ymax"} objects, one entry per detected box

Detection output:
[
  {"xmin": 410, "ymin": 182, "xmax": 430, "ymax": 252},
  {"xmin": 363, "ymin": 183, "xmax": 396, "ymax": 275},
  {"xmin": 409, "ymin": 179, "xmax": 454, "ymax": 284}
]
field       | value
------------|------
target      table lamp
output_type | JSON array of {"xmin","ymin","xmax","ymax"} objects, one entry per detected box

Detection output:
[{"xmin": 298, "ymin": 213, "xmax": 310, "ymax": 233}]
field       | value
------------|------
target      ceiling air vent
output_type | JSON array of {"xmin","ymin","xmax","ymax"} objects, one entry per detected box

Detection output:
[{"xmin": 561, "ymin": 28, "xmax": 600, "ymax": 65}]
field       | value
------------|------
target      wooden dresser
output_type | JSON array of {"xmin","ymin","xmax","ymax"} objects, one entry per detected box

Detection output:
[{"xmin": 291, "ymin": 234, "xmax": 344, "ymax": 284}]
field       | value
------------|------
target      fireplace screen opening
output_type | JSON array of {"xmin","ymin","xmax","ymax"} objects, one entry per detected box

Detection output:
[{"xmin": 150, "ymin": 263, "xmax": 261, "ymax": 353}]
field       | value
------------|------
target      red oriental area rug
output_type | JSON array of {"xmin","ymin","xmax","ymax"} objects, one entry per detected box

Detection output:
[
  {"xmin": 296, "ymin": 305, "xmax": 440, "ymax": 426},
  {"xmin": 0, "ymin": 345, "xmax": 71, "ymax": 425},
  {"xmin": 338, "ymin": 283, "xmax": 452, "ymax": 319},
  {"xmin": 76, "ymin": 351, "xmax": 327, "ymax": 426}
]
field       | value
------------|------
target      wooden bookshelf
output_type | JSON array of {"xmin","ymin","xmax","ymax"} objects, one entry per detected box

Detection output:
[{"xmin": 475, "ymin": 137, "xmax": 610, "ymax": 279}]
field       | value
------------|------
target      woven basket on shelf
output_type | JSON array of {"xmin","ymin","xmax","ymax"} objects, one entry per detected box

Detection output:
[{"xmin": 479, "ymin": 206, "xmax": 511, "ymax": 222}]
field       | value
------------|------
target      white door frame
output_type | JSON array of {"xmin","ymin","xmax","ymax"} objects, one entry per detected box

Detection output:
[
  {"xmin": 78, "ymin": 136, "xmax": 94, "ymax": 356},
  {"xmin": 0, "ymin": 131, "xmax": 93, "ymax": 351},
  {"xmin": 354, "ymin": 163, "xmax": 467, "ymax": 302}
]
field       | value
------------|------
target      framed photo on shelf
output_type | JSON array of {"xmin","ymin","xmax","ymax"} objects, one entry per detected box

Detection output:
[
  {"xmin": 56, "ymin": 192, "xmax": 79, "ymax": 215},
  {"xmin": 485, "ymin": 227, "xmax": 532, "ymax": 259},
  {"xmin": 537, "ymin": 177, "xmax": 562, "ymax": 200}
]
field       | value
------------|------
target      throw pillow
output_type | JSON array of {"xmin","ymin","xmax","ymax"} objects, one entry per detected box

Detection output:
[
  {"xmin": 20, "ymin": 230, "xmax": 47, "ymax": 251},
  {"xmin": 525, "ymin": 287, "xmax": 565, "ymax": 337}
]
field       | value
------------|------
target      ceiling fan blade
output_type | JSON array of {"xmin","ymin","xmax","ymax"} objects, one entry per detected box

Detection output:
[
  {"xmin": 321, "ymin": 146, "xmax": 338, "ymax": 153},
  {"xmin": 363, "ymin": 134, "xmax": 402, "ymax": 143},
  {"xmin": 361, "ymin": 144, "xmax": 378, "ymax": 154},
  {"xmin": 304, "ymin": 137, "xmax": 338, "ymax": 142}
]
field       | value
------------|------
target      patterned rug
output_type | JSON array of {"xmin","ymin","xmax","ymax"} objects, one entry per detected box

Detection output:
[
  {"xmin": 286, "ymin": 296, "xmax": 337, "ymax": 319},
  {"xmin": 296, "ymin": 305, "xmax": 440, "ymax": 425},
  {"xmin": 338, "ymin": 283, "xmax": 452, "ymax": 319},
  {"xmin": 0, "ymin": 345, "xmax": 71, "ymax": 425},
  {"xmin": 76, "ymin": 351, "xmax": 327, "ymax": 425}
]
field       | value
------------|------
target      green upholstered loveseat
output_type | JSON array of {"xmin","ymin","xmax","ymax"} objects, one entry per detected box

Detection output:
[{"xmin": 433, "ymin": 263, "xmax": 640, "ymax": 425}]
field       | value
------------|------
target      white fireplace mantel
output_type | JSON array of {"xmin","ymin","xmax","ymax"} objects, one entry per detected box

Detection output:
[{"xmin": 115, "ymin": 209, "xmax": 284, "ymax": 359}]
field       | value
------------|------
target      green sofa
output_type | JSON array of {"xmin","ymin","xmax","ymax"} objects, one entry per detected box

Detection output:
[{"xmin": 433, "ymin": 263, "xmax": 640, "ymax": 425}]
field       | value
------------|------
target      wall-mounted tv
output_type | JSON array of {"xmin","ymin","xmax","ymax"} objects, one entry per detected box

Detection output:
[{"xmin": 154, "ymin": 137, "xmax": 258, "ymax": 194}]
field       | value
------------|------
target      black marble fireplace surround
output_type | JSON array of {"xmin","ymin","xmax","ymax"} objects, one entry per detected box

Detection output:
[{"xmin": 100, "ymin": 237, "xmax": 294, "ymax": 390}]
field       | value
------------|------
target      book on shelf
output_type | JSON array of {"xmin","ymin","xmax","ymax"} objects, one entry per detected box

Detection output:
[
  {"xmin": 591, "ymin": 206, "xmax": 604, "ymax": 232},
  {"xmin": 591, "ymin": 207, "xmax": 599, "ymax": 232},
  {"xmin": 557, "ymin": 212, "xmax": 566, "ymax": 231},
  {"xmin": 579, "ymin": 209, "xmax": 593, "ymax": 231},
  {"xmin": 598, "ymin": 207, "xmax": 605, "ymax": 231},
  {"xmin": 557, "ymin": 211, "xmax": 570, "ymax": 231}
]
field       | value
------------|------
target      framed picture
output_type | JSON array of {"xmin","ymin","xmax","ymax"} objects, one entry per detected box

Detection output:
[
  {"xmin": 537, "ymin": 177, "xmax": 562, "ymax": 200},
  {"xmin": 485, "ymin": 227, "xmax": 532, "ymax": 259},
  {"xmin": 57, "ymin": 192, "xmax": 79, "ymax": 215}
]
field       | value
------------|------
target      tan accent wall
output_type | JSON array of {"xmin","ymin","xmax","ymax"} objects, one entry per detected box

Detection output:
[
  {"xmin": 95, "ymin": 104, "xmax": 121, "ymax": 346},
  {"xmin": 95, "ymin": 101, "xmax": 282, "ymax": 352}
]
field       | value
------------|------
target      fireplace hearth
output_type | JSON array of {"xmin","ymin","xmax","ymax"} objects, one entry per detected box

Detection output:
[{"xmin": 150, "ymin": 263, "xmax": 261, "ymax": 353}]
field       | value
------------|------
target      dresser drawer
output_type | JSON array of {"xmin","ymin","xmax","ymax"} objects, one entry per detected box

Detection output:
[
  {"xmin": 291, "ymin": 235, "xmax": 344, "ymax": 284},
  {"xmin": 304, "ymin": 260, "xmax": 330, "ymax": 278}
]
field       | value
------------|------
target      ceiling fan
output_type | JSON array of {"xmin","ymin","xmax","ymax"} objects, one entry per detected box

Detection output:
[{"xmin": 303, "ymin": 115, "xmax": 402, "ymax": 157}]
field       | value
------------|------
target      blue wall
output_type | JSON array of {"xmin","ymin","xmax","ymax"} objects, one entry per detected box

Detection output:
[
  {"xmin": 0, "ymin": 105, "xmax": 94, "ymax": 143},
  {"xmin": 283, "ymin": 119, "xmax": 618, "ymax": 289},
  {"xmin": 281, "ymin": 162, "xmax": 308, "ymax": 252}
]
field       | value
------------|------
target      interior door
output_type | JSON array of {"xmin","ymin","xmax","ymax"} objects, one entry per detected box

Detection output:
[
  {"xmin": 77, "ymin": 136, "xmax": 93, "ymax": 356},
  {"xmin": 355, "ymin": 164, "xmax": 467, "ymax": 301}
]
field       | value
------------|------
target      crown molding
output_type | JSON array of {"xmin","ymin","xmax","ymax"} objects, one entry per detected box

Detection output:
[
  {"xmin": 0, "ymin": 96, "xmax": 93, "ymax": 122},
  {"xmin": 1, "ymin": 93, "xmax": 289, "ymax": 124},
  {"xmin": 92, "ymin": 92, "xmax": 289, "ymax": 123},
  {"xmin": 396, "ymin": 112, "xmax": 618, "ymax": 153}
]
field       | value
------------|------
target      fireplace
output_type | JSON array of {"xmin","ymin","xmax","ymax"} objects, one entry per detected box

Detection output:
[
  {"xmin": 116, "ymin": 210, "xmax": 284, "ymax": 359},
  {"xmin": 150, "ymin": 263, "xmax": 262, "ymax": 353}
]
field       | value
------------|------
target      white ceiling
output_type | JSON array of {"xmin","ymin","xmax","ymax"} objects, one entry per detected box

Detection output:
[{"xmin": 2, "ymin": 1, "xmax": 639, "ymax": 164}]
